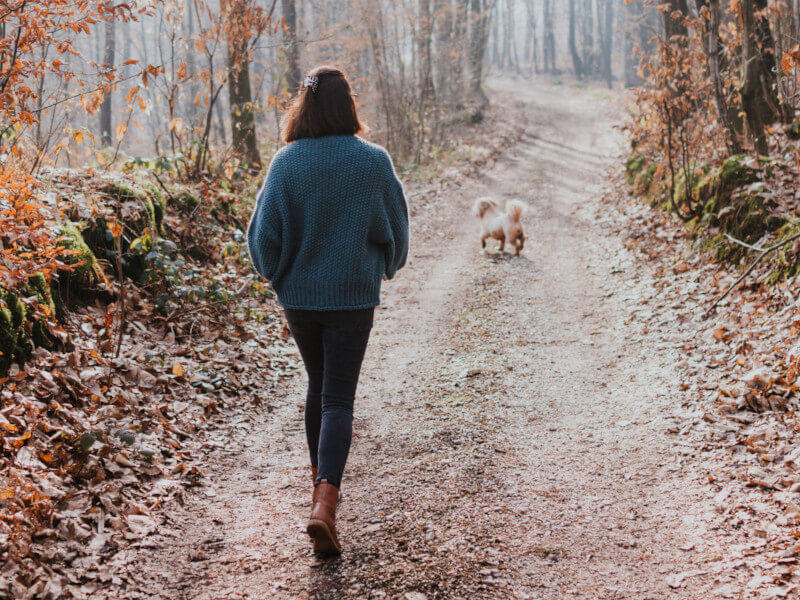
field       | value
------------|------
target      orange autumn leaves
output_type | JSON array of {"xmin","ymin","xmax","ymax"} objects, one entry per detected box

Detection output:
[
  {"xmin": 782, "ymin": 44, "xmax": 800, "ymax": 74},
  {"xmin": 0, "ymin": 168, "xmax": 68, "ymax": 290}
]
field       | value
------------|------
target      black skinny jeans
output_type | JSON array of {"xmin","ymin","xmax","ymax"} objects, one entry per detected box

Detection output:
[{"xmin": 284, "ymin": 308, "xmax": 374, "ymax": 488}]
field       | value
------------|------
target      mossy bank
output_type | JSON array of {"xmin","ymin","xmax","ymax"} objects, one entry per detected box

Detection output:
[{"xmin": 624, "ymin": 153, "xmax": 800, "ymax": 283}]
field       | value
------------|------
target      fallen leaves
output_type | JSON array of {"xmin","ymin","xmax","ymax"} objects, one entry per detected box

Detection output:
[
  {"xmin": 1, "ymin": 178, "xmax": 299, "ymax": 597},
  {"xmin": 603, "ymin": 173, "xmax": 800, "ymax": 596}
]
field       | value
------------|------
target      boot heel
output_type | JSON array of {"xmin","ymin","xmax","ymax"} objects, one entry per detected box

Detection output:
[
  {"xmin": 307, "ymin": 480, "xmax": 342, "ymax": 555},
  {"xmin": 307, "ymin": 519, "xmax": 340, "ymax": 554}
]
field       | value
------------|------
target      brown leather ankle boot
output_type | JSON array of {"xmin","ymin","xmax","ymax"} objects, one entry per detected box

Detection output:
[
  {"xmin": 311, "ymin": 466, "xmax": 319, "ymax": 506},
  {"xmin": 307, "ymin": 479, "xmax": 341, "ymax": 555}
]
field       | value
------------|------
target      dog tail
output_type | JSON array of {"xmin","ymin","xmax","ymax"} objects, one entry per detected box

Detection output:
[
  {"xmin": 506, "ymin": 199, "xmax": 527, "ymax": 222},
  {"xmin": 473, "ymin": 197, "xmax": 496, "ymax": 218}
]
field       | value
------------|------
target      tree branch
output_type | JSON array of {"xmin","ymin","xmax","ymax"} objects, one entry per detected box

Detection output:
[{"xmin": 706, "ymin": 230, "xmax": 800, "ymax": 315}]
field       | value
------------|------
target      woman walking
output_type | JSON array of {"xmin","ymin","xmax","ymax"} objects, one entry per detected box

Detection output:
[{"xmin": 247, "ymin": 66, "xmax": 409, "ymax": 555}]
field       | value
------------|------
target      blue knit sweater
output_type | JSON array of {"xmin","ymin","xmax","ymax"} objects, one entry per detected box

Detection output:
[{"xmin": 247, "ymin": 135, "xmax": 409, "ymax": 311}]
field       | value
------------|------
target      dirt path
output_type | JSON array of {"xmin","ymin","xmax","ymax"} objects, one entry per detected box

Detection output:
[{"xmin": 108, "ymin": 79, "xmax": 740, "ymax": 599}]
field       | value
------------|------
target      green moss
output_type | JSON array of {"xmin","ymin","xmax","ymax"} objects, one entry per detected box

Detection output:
[
  {"xmin": 104, "ymin": 180, "xmax": 145, "ymax": 203},
  {"xmin": 140, "ymin": 182, "xmax": 166, "ymax": 231},
  {"xmin": 717, "ymin": 155, "xmax": 762, "ymax": 189},
  {"xmin": 26, "ymin": 273, "xmax": 55, "ymax": 313},
  {"xmin": 53, "ymin": 221, "xmax": 104, "ymax": 310},
  {"xmin": 58, "ymin": 221, "xmax": 99, "ymax": 282},
  {"xmin": 764, "ymin": 222, "xmax": 800, "ymax": 285},
  {"xmin": 624, "ymin": 152, "xmax": 796, "ymax": 284},
  {"xmin": 625, "ymin": 155, "xmax": 647, "ymax": 185},
  {"xmin": 21, "ymin": 274, "xmax": 56, "ymax": 349},
  {"xmin": 637, "ymin": 163, "xmax": 659, "ymax": 197},
  {"xmin": 0, "ymin": 289, "xmax": 30, "ymax": 375},
  {"xmin": 103, "ymin": 179, "xmax": 165, "ymax": 233},
  {"xmin": 701, "ymin": 191, "xmax": 781, "ymax": 263},
  {"xmin": 624, "ymin": 154, "xmax": 665, "ymax": 201},
  {"xmin": 81, "ymin": 215, "xmax": 148, "ymax": 283},
  {"xmin": 669, "ymin": 162, "xmax": 708, "ymax": 212},
  {"xmin": 171, "ymin": 189, "xmax": 201, "ymax": 212},
  {"xmin": 81, "ymin": 202, "xmax": 152, "ymax": 283}
]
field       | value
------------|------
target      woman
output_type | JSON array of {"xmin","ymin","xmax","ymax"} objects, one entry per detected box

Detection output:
[{"xmin": 247, "ymin": 66, "xmax": 409, "ymax": 555}]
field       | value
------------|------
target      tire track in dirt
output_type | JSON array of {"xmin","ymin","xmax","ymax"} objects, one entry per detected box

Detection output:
[{"xmin": 104, "ymin": 79, "xmax": 736, "ymax": 600}]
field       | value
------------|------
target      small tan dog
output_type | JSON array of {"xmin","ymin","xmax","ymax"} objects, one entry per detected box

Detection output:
[{"xmin": 472, "ymin": 197, "xmax": 527, "ymax": 255}]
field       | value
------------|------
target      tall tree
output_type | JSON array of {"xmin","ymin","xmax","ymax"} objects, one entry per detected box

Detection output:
[
  {"xmin": 696, "ymin": 0, "xmax": 742, "ymax": 153},
  {"xmin": 435, "ymin": 0, "xmax": 468, "ymax": 104},
  {"xmin": 740, "ymin": 0, "xmax": 777, "ymax": 154},
  {"xmin": 752, "ymin": 0, "xmax": 787, "ymax": 121},
  {"xmin": 418, "ymin": 0, "xmax": 435, "ymax": 101},
  {"xmin": 623, "ymin": 0, "xmax": 642, "ymax": 87},
  {"xmin": 468, "ymin": 0, "xmax": 493, "ymax": 104},
  {"xmin": 222, "ymin": 0, "xmax": 263, "ymax": 171},
  {"xmin": 662, "ymin": 0, "xmax": 688, "ymax": 38},
  {"xmin": 282, "ymin": 0, "xmax": 302, "ymax": 94},
  {"xmin": 524, "ymin": 0, "xmax": 539, "ymax": 74},
  {"xmin": 569, "ymin": 0, "xmax": 584, "ymax": 78},
  {"xmin": 543, "ymin": 0, "xmax": 555, "ymax": 73},
  {"xmin": 452, "ymin": 0, "xmax": 469, "ymax": 100},
  {"xmin": 581, "ymin": 0, "xmax": 595, "ymax": 75},
  {"xmin": 434, "ymin": 0, "xmax": 452, "ymax": 100},
  {"xmin": 599, "ymin": 0, "xmax": 614, "ymax": 88},
  {"xmin": 99, "ymin": 18, "xmax": 116, "ymax": 146}
]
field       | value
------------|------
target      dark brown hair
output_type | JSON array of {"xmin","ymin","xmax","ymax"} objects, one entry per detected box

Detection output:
[{"xmin": 281, "ymin": 66, "xmax": 366, "ymax": 143}]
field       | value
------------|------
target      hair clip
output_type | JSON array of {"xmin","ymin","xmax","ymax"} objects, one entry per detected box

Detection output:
[{"xmin": 303, "ymin": 75, "xmax": 319, "ymax": 93}]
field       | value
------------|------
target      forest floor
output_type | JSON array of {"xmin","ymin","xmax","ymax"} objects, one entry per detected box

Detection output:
[{"xmin": 96, "ymin": 78, "xmax": 798, "ymax": 599}]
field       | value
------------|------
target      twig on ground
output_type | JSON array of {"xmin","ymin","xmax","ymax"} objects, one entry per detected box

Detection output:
[
  {"xmin": 723, "ymin": 233, "xmax": 765, "ymax": 251},
  {"xmin": 152, "ymin": 172, "xmax": 178, "ymax": 205},
  {"xmin": 706, "ymin": 230, "xmax": 800, "ymax": 315},
  {"xmin": 113, "ymin": 226, "xmax": 126, "ymax": 359}
]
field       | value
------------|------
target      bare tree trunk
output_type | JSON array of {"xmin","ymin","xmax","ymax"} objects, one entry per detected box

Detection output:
[
  {"xmin": 623, "ymin": 0, "xmax": 641, "ymax": 87},
  {"xmin": 224, "ymin": 0, "xmax": 261, "ymax": 171},
  {"xmin": 184, "ymin": 1, "xmax": 200, "ymax": 121},
  {"xmin": 100, "ymin": 19, "xmax": 116, "ymax": 146},
  {"xmin": 418, "ymin": 0, "xmax": 435, "ymax": 100},
  {"xmin": 434, "ymin": 0, "xmax": 453, "ymax": 102},
  {"xmin": 581, "ymin": 0, "xmax": 594, "ymax": 75},
  {"xmin": 569, "ymin": 0, "xmax": 583, "ymax": 78},
  {"xmin": 662, "ymin": 0, "xmax": 688, "ymax": 38},
  {"xmin": 600, "ymin": 0, "xmax": 613, "ymax": 87},
  {"xmin": 282, "ymin": 0, "xmax": 302, "ymax": 94},
  {"xmin": 740, "ymin": 0, "xmax": 773, "ymax": 154},
  {"xmin": 525, "ymin": 0, "xmax": 538, "ymax": 74},
  {"xmin": 508, "ymin": 0, "xmax": 520, "ymax": 73},
  {"xmin": 752, "ymin": 0, "xmax": 788, "ymax": 122},
  {"xmin": 697, "ymin": 0, "xmax": 742, "ymax": 154},
  {"xmin": 794, "ymin": 0, "xmax": 800, "ymax": 32},
  {"xmin": 543, "ymin": 0, "xmax": 555, "ymax": 72},
  {"xmin": 491, "ymin": 0, "xmax": 501, "ymax": 67},
  {"xmin": 469, "ymin": 0, "xmax": 492, "ymax": 105},
  {"xmin": 452, "ymin": 0, "xmax": 468, "ymax": 101}
]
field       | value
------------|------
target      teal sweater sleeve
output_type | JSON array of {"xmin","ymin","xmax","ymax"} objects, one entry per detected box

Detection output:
[
  {"xmin": 246, "ymin": 151, "xmax": 286, "ymax": 280},
  {"xmin": 377, "ymin": 151, "xmax": 409, "ymax": 280}
]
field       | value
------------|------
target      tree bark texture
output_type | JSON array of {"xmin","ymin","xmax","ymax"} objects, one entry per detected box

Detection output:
[
  {"xmin": 469, "ymin": 0, "xmax": 492, "ymax": 104},
  {"xmin": 740, "ymin": 0, "xmax": 776, "ymax": 154},
  {"xmin": 282, "ymin": 0, "xmax": 302, "ymax": 94},
  {"xmin": 100, "ymin": 19, "xmax": 116, "ymax": 146},
  {"xmin": 224, "ymin": 0, "xmax": 261, "ymax": 170}
]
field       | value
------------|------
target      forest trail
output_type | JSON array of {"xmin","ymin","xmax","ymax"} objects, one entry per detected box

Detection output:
[{"xmin": 110, "ymin": 79, "xmax": 733, "ymax": 599}]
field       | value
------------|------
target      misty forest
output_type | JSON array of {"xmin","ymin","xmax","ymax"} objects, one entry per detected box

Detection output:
[{"xmin": 5, "ymin": 0, "xmax": 800, "ymax": 598}]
